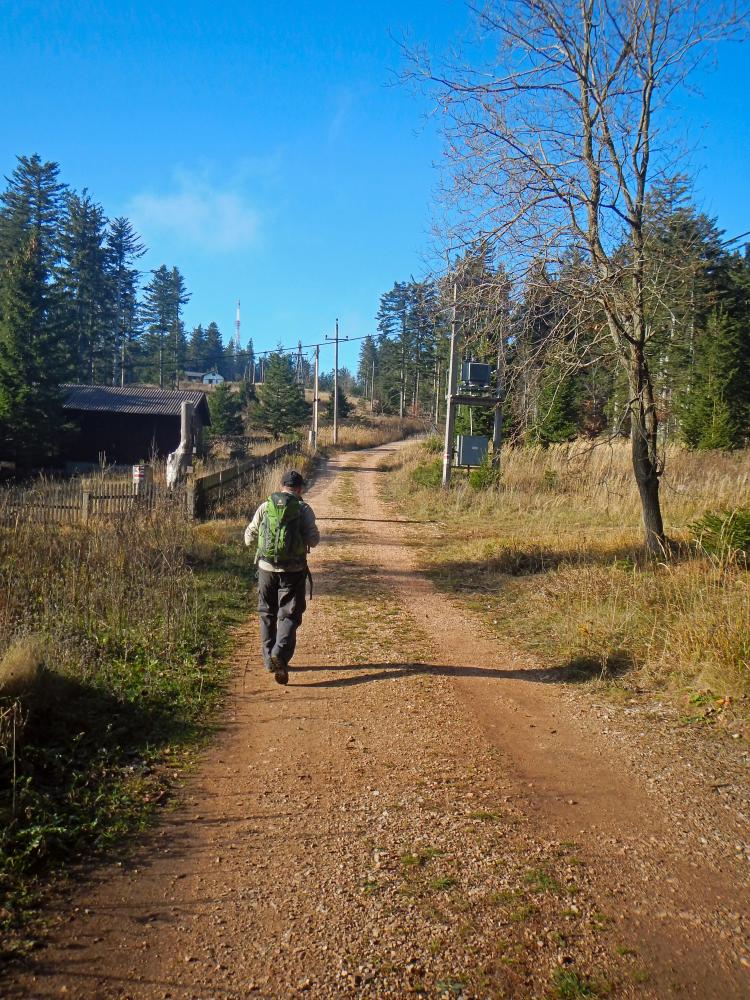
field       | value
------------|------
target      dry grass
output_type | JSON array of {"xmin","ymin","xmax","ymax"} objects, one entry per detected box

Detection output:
[
  {"xmin": 0, "ymin": 638, "xmax": 45, "ymax": 700},
  {"xmin": 317, "ymin": 414, "xmax": 426, "ymax": 450},
  {"xmin": 384, "ymin": 438, "xmax": 750, "ymax": 720},
  {"xmin": 0, "ymin": 493, "xmax": 200, "ymax": 691}
]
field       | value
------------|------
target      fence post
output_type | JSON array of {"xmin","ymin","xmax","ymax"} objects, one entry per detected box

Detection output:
[
  {"xmin": 81, "ymin": 490, "xmax": 91, "ymax": 525},
  {"xmin": 186, "ymin": 483, "xmax": 198, "ymax": 520}
]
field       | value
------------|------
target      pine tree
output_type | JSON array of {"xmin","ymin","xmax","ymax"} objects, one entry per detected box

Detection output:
[
  {"xmin": 357, "ymin": 335, "xmax": 377, "ymax": 395},
  {"xmin": 204, "ymin": 321, "xmax": 224, "ymax": 374},
  {"xmin": 223, "ymin": 341, "xmax": 240, "ymax": 381},
  {"xmin": 531, "ymin": 366, "xmax": 580, "ymax": 445},
  {"xmin": 208, "ymin": 382, "xmax": 244, "ymax": 435},
  {"xmin": 374, "ymin": 335, "xmax": 402, "ymax": 413},
  {"xmin": 325, "ymin": 386, "xmax": 354, "ymax": 421},
  {"xmin": 241, "ymin": 338, "xmax": 255, "ymax": 383},
  {"xmin": 0, "ymin": 155, "xmax": 74, "ymax": 384},
  {"xmin": 142, "ymin": 265, "xmax": 190, "ymax": 386},
  {"xmin": 680, "ymin": 309, "xmax": 750, "ymax": 449},
  {"xmin": 377, "ymin": 281, "xmax": 411, "ymax": 415},
  {"xmin": 58, "ymin": 190, "xmax": 112, "ymax": 383},
  {"xmin": 249, "ymin": 352, "xmax": 310, "ymax": 439},
  {"xmin": 0, "ymin": 238, "xmax": 69, "ymax": 465},
  {"xmin": 107, "ymin": 217, "xmax": 145, "ymax": 385},
  {"xmin": 0, "ymin": 154, "xmax": 66, "ymax": 273},
  {"xmin": 187, "ymin": 324, "xmax": 208, "ymax": 370},
  {"xmin": 642, "ymin": 178, "xmax": 727, "ymax": 438}
]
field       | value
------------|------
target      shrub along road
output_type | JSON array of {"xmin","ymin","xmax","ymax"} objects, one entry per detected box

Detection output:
[{"xmin": 5, "ymin": 442, "xmax": 750, "ymax": 999}]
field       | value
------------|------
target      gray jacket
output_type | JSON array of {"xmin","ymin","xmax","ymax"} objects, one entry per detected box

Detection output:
[{"xmin": 244, "ymin": 491, "xmax": 320, "ymax": 572}]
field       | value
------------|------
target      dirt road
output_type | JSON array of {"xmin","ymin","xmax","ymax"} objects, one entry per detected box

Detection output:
[{"xmin": 7, "ymin": 443, "xmax": 750, "ymax": 999}]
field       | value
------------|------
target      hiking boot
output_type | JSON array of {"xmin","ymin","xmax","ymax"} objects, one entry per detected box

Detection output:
[{"xmin": 270, "ymin": 654, "xmax": 288, "ymax": 685}]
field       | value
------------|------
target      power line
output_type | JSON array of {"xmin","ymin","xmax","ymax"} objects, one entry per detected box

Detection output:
[
  {"xmin": 253, "ymin": 333, "xmax": 375, "ymax": 359},
  {"xmin": 720, "ymin": 230, "xmax": 750, "ymax": 247}
]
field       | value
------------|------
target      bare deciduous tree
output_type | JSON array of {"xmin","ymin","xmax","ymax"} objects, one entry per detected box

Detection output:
[{"xmin": 409, "ymin": 0, "xmax": 746, "ymax": 550}]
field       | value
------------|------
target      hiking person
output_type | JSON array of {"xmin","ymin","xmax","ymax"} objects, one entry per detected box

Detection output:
[{"xmin": 244, "ymin": 469, "xmax": 320, "ymax": 685}]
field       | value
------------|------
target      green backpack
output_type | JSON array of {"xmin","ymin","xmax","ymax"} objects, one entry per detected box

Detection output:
[{"xmin": 257, "ymin": 492, "xmax": 307, "ymax": 565}]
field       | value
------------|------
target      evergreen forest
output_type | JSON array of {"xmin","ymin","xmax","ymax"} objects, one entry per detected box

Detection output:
[{"xmin": 0, "ymin": 155, "xmax": 255, "ymax": 463}]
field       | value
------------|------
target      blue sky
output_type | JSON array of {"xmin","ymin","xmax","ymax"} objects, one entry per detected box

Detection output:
[{"xmin": 1, "ymin": 2, "xmax": 748, "ymax": 373}]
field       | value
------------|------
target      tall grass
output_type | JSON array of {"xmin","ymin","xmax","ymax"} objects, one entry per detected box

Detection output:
[
  {"xmin": 385, "ymin": 438, "xmax": 750, "ymax": 716},
  {"xmin": 0, "ymin": 491, "xmax": 246, "ymax": 952},
  {"xmin": 317, "ymin": 414, "xmax": 426, "ymax": 449}
]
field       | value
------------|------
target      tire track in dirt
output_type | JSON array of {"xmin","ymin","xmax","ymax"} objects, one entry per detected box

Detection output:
[{"xmin": 4, "ymin": 443, "xmax": 748, "ymax": 999}]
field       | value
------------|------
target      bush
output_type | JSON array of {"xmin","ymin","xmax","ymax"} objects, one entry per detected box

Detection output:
[
  {"xmin": 469, "ymin": 457, "xmax": 502, "ymax": 490},
  {"xmin": 410, "ymin": 458, "xmax": 442, "ymax": 488},
  {"xmin": 691, "ymin": 505, "xmax": 750, "ymax": 562}
]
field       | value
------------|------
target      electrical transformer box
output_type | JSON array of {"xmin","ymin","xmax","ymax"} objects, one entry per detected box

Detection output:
[
  {"xmin": 456, "ymin": 435, "xmax": 488, "ymax": 467},
  {"xmin": 461, "ymin": 361, "xmax": 492, "ymax": 387}
]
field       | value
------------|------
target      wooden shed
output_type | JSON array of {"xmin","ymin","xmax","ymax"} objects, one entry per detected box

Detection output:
[{"xmin": 62, "ymin": 385, "xmax": 211, "ymax": 466}]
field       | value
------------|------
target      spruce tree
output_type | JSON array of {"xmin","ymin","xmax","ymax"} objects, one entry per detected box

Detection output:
[
  {"xmin": 107, "ymin": 217, "xmax": 145, "ymax": 385},
  {"xmin": 204, "ymin": 321, "xmax": 224, "ymax": 374},
  {"xmin": 58, "ymin": 190, "xmax": 111, "ymax": 383},
  {"xmin": 0, "ymin": 238, "xmax": 68, "ymax": 465},
  {"xmin": 0, "ymin": 154, "xmax": 66, "ymax": 273},
  {"xmin": 531, "ymin": 367, "xmax": 580, "ymax": 445},
  {"xmin": 142, "ymin": 265, "xmax": 190, "ymax": 386},
  {"xmin": 325, "ymin": 386, "xmax": 354, "ymax": 421},
  {"xmin": 357, "ymin": 335, "xmax": 377, "ymax": 395},
  {"xmin": 249, "ymin": 352, "xmax": 310, "ymax": 439},
  {"xmin": 208, "ymin": 382, "xmax": 244, "ymax": 435},
  {"xmin": 247, "ymin": 338, "xmax": 256, "ymax": 383},
  {"xmin": 680, "ymin": 309, "xmax": 749, "ymax": 449},
  {"xmin": 187, "ymin": 324, "xmax": 208, "ymax": 370}
]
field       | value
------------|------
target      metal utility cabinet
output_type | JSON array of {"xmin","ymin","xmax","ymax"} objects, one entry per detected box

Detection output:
[{"xmin": 456, "ymin": 435, "xmax": 488, "ymax": 467}]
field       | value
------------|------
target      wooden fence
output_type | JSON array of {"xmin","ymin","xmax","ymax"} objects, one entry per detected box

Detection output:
[
  {"xmin": 187, "ymin": 442, "xmax": 300, "ymax": 519},
  {"xmin": 0, "ymin": 480, "xmax": 172, "ymax": 526},
  {"xmin": 0, "ymin": 442, "xmax": 301, "ymax": 526}
]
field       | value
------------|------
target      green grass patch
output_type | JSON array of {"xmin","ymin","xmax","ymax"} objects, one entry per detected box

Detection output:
[
  {"xmin": 0, "ymin": 520, "xmax": 251, "ymax": 959},
  {"xmin": 552, "ymin": 967, "xmax": 602, "ymax": 998},
  {"xmin": 523, "ymin": 868, "xmax": 562, "ymax": 894},
  {"xmin": 429, "ymin": 875, "xmax": 457, "ymax": 892}
]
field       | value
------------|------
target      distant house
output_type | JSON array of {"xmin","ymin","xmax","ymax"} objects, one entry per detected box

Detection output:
[
  {"xmin": 184, "ymin": 370, "xmax": 204, "ymax": 383},
  {"xmin": 202, "ymin": 371, "xmax": 225, "ymax": 385},
  {"xmin": 62, "ymin": 385, "xmax": 211, "ymax": 466}
]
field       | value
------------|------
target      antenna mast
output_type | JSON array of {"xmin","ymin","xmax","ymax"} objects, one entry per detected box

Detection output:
[{"xmin": 234, "ymin": 299, "xmax": 241, "ymax": 351}]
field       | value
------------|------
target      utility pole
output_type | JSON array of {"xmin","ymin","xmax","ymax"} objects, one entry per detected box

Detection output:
[
  {"xmin": 442, "ymin": 283, "xmax": 458, "ymax": 488},
  {"xmin": 399, "ymin": 310, "xmax": 406, "ymax": 422},
  {"xmin": 492, "ymin": 326, "xmax": 504, "ymax": 470},
  {"xmin": 326, "ymin": 319, "xmax": 340, "ymax": 445},
  {"xmin": 311, "ymin": 344, "xmax": 320, "ymax": 450},
  {"xmin": 174, "ymin": 321, "xmax": 180, "ymax": 388},
  {"xmin": 334, "ymin": 319, "xmax": 339, "ymax": 445},
  {"xmin": 370, "ymin": 358, "xmax": 375, "ymax": 413}
]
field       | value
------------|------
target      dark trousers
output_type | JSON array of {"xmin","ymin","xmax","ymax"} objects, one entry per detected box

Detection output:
[{"xmin": 257, "ymin": 569, "xmax": 307, "ymax": 668}]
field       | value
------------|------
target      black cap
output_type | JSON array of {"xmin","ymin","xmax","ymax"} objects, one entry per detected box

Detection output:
[{"xmin": 281, "ymin": 469, "xmax": 306, "ymax": 488}]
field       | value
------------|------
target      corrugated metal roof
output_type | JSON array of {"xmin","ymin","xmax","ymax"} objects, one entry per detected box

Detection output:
[{"xmin": 62, "ymin": 384, "xmax": 211, "ymax": 422}]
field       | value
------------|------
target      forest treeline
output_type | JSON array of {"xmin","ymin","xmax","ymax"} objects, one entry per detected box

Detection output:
[
  {"xmin": 359, "ymin": 177, "xmax": 750, "ymax": 452},
  {"xmin": 0, "ymin": 154, "xmax": 255, "ymax": 463}
]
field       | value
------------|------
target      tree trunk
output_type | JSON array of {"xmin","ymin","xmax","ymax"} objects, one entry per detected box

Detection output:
[{"xmin": 628, "ymin": 350, "xmax": 665, "ymax": 553}]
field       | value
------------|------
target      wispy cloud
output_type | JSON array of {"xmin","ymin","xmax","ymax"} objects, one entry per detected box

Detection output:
[
  {"xmin": 128, "ymin": 168, "xmax": 262, "ymax": 253},
  {"xmin": 328, "ymin": 89, "xmax": 356, "ymax": 144}
]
